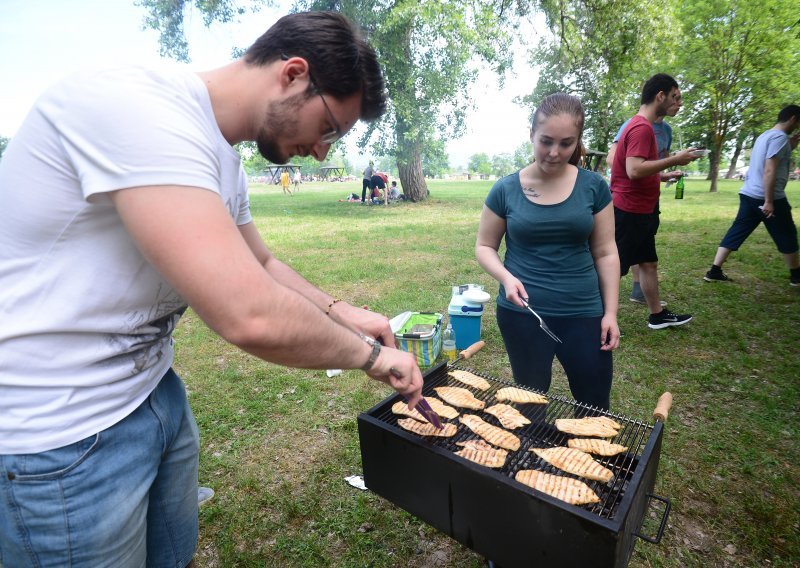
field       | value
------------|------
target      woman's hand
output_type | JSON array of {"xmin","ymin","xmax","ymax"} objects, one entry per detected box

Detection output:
[
  {"xmin": 599, "ymin": 314, "xmax": 620, "ymax": 351},
  {"xmin": 502, "ymin": 276, "xmax": 529, "ymax": 307}
]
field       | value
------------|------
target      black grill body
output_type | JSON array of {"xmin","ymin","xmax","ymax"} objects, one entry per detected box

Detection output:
[{"xmin": 357, "ymin": 361, "xmax": 666, "ymax": 568}]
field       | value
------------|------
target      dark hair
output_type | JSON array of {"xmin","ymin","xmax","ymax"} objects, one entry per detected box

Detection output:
[
  {"xmin": 640, "ymin": 73, "xmax": 679, "ymax": 105},
  {"xmin": 531, "ymin": 92, "xmax": 586, "ymax": 166},
  {"xmin": 244, "ymin": 11, "xmax": 386, "ymax": 121},
  {"xmin": 777, "ymin": 105, "xmax": 800, "ymax": 123}
]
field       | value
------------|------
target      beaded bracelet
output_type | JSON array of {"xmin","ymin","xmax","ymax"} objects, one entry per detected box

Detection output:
[{"xmin": 325, "ymin": 298, "xmax": 342, "ymax": 315}]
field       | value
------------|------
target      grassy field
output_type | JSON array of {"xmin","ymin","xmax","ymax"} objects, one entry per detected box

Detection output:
[{"xmin": 176, "ymin": 177, "xmax": 799, "ymax": 568}]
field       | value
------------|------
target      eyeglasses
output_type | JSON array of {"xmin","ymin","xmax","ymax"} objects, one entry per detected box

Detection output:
[{"xmin": 311, "ymin": 79, "xmax": 342, "ymax": 145}]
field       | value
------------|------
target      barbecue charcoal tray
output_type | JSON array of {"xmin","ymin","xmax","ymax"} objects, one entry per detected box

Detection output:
[{"xmin": 357, "ymin": 361, "xmax": 669, "ymax": 568}]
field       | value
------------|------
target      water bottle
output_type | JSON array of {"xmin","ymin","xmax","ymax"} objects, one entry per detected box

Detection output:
[
  {"xmin": 675, "ymin": 175, "xmax": 684, "ymax": 199},
  {"xmin": 442, "ymin": 323, "xmax": 457, "ymax": 363}
]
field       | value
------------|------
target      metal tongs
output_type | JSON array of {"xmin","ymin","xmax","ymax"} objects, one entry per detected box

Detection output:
[
  {"xmin": 520, "ymin": 298, "xmax": 562, "ymax": 343},
  {"xmin": 390, "ymin": 367, "xmax": 443, "ymax": 429}
]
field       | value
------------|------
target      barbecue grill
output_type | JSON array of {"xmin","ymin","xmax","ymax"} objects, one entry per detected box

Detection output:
[{"xmin": 357, "ymin": 361, "xmax": 671, "ymax": 568}]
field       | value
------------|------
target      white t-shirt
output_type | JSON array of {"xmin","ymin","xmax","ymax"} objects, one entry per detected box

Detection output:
[{"xmin": 0, "ymin": 65, "xmax": 251, "ymax": 453}]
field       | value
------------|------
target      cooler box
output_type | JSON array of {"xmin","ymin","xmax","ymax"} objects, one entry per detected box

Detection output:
[
  {"xmin": 448, "ymin": 285, "xmax": 490, "ymax": 350},
  {"xmin": 390, "ymin": 312, "xmax": 443, "ymax": 368}
]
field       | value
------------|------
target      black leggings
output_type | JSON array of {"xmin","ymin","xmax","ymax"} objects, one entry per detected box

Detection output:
[
  {"xmin": 361, "ymin": 178, "xmax": 372, "ymax": 202},
  {"xmin": 496, "ymin": 305, "xmax": 613, "ymax": 410}
]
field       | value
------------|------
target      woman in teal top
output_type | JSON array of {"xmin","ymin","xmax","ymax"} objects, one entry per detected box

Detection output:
[{"xmin": 476, "ymin": 93, "xmax": 620, "ymax": 409}]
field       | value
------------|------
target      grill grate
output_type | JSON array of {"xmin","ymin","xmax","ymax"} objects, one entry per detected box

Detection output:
[{"xmin": 372, "ymin": 362, "xmax": 654, "ymax": 520}]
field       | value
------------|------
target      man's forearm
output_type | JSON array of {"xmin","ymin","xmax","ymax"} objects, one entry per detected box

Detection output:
[
  {"xmin": 263, "ymin": 255, "xmax": 333, "ymax": 311},
  {"xmin": 762, "ymin": 163, "xmax": 777, "ymax": 203}
]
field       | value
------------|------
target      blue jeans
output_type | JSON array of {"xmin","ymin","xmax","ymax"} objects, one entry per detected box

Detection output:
[{"xmin": 0, "ymin": 369, "xmax": 199, "ymax": 567}]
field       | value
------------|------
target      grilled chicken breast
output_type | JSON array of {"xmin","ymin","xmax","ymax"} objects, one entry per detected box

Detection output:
[
  {"xmin": 484, "ymin": 404, "xmax": 531, "ymax": 429},
  {"xmin": 448, "ymin": 369, "xmax": 491, "ymax": 391},
  {"xmin": 456, "ymin": 439, "xmax": 496, "ymax": 452},
  {"xmin": 424, "ymin": 397, "xmax": 460, "ymax": 419},
  {"xmin": 554, "ymin": 417, "xmax": 620, "ymax": 438},
  {"xmin": 391, "ymin": 401, "xmax": 429, "ymax": 422},
  {"xmin": 530, "ymin": 447, "xmax": 614, "ymax": 483},
  {"xmin": 567, "ymin": 438, "xmax": 628, "ymax": 456},
  {"xmin": 459, "ymin": 414, "xmax": 520, "ymax": 451},
  {"xmin": 455, "ymin": 446, "xmax": 508, "ymax": 468},
  {"xmin": 396, "ymin": 418, "xmax": 457, "ymax": 437},
  {"xmin": 515, "ymin": 469, "xmax": 600, "ymax": 505},
  {"xmin": 495, "ymin": 387, "xmax": 548, "ymax": 405},
  {"xmin": 434, "ymin": 386, "xmax": 485, "ymax": 410}
]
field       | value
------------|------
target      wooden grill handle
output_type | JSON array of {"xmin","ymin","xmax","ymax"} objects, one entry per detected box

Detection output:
[
  {"xmin": 458, "ymin": 340, "xmax": 485, "ymax": 360},
  {"xmin": 653, "ymin": 392, "xmax": 672, "ymax": 422}
]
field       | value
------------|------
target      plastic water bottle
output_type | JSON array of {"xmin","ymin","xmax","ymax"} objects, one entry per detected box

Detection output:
[
  {"xmin": 675, "ymin": 175, "xmax": 684, "ymax": 199},
  {"xmin": 442, "ymin": 323, "xmax": 457, "ymax": 363}
]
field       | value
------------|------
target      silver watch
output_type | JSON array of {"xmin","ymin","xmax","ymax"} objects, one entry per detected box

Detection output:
[{"xmin": 358, "ymin": 333, "xmax": 381, "ymax": 371}]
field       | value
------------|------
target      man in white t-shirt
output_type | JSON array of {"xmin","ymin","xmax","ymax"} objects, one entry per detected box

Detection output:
[
  {"xmin": 704, "ymin": 104, "xmax": 800, "ymax": 286},
  {"xmin": 0, "ymin": 12, "xmax": 423, "ymax": 567}
]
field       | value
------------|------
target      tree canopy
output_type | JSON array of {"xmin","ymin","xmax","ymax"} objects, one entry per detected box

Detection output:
[{"xmin": 136, "ymin": 0, "xmax": 799, "ymax": 193}]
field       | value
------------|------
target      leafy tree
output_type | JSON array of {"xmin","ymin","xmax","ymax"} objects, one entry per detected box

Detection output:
[
  {"xmin": 421, "ymin": 137, "xmax": 449, "ymax": 178},
  {"xmin": 528, "ymin": 0, "xmax": 674, "ymax": 153},
  {"xmin": 136, "ymin": 0, "xmax": 272, "ymax": 62},
  {"xmin": 296, "ymin": 0, "xmax": 527, "ymax": 201},
  {"xmin": 512, "ymin": 140, "xmax": 533, "ymax": 169},
  {"xmin": 0, "ymin": 136, "xmax": 9, "ymax": 160},
  {"xmin": 468, "ymin": 152, "xmax": 492, "ymax": 176},
  {"xmin": 674, "ymin": 0, "xmax": 800, "ymax": 191},
  {"xmin": 491, "ymin": 152, "xmax": 514, "ymax": 177}
]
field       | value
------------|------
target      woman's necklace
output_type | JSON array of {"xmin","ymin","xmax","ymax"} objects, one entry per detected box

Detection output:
[{"xmin": 522, "ymin": 186, "xmax": 542, "ymax": 198}]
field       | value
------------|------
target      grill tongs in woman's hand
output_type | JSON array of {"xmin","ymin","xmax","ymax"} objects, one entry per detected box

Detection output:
[{"xmin": 520, "ymin": 298, "xmax": 563, "ymax": 344}]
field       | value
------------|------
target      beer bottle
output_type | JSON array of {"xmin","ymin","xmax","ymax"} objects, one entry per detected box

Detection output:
[{"xmin": 675, "ymin": 175, "xmax": 685, "ymax": 199}]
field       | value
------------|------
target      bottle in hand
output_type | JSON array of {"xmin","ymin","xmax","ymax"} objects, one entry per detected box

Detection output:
[
  {"xmin": 442, "ymin": 323, "xmax": 457, "ymax": 363},
  {"xmin": 675, "ymin": 175, "xmax": 684, "ymax": 199}
]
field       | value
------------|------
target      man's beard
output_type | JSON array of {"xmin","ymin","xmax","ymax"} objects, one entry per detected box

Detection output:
[{"xmin": 255, "ymin": 92, "xmax": 309, "ymax": 164}]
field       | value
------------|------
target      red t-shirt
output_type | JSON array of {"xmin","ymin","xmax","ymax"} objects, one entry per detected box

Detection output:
[{"xmin": 610, "ymin": 115, "xmax": 661, "ymax": 213}]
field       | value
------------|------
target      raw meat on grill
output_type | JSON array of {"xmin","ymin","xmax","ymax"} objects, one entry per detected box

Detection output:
[
  {"xmin": 555, "ymin": 417, "xmax": 620, "ymax": 438},
  {"xmin": 396, "ymin": 418, "xmax": 457, "ymax": 437},
  {"xmin": 455, "ymin": 446, "xmax": 508, "ymax": 468},
  {"xmin": 434, "ymin": 386, "xmax": 485, "ymax": 410},
  {"xmin": 483, "ymin": 403, "xmax": 531, "ymax": 429},
  {"xmin": 447, "ymin": 369, "xmax": 491, "ymax": 391},
  {"xmin": 530, "ymin": 447, "xmax": 614, "ymax": 483},
  {"xmin": 515, "ymin": 469, "xmax": 600, "ymax": 505},
  {"xmin": 459, "ymin": 414, "xmax": 520, "ymax": 451},
  {"xmin": 567, "ymin": 438, "xmax": 628, "ymax": 456},
  {"xmin": 423, "ymin": 396, "xmax": 460, "ymax": 419},
  {"xmin": 495, "ymin": 387, "xmax": 548, "ymax": 405}
]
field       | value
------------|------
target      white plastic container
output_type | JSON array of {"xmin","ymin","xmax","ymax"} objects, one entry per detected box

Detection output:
[{"xmin": 447, "ymin": 285, "xmax": 490, "ymax": 350}]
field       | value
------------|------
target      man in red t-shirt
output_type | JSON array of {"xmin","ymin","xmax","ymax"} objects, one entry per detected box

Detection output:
[{"xmin": 611, "ymin": 73, "xmax": 700, "ymax": 330}]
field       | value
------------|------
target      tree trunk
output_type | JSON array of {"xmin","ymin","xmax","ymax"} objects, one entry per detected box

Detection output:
[
  {"xmin": 708, "ymin": 149, "xmax": 720, "ymax": 193},
  {"xmin": 397, "ymin": 150, "xmax": 428, "ymax": 202},
  {"xmin": 725, "ymin": 134, "xmax": 745, "ymax": 178}
]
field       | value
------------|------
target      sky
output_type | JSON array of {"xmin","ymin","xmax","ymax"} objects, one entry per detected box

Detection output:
[{"xmin": 0, "ymin": 0, "xmax": 536, "ymax": 170}]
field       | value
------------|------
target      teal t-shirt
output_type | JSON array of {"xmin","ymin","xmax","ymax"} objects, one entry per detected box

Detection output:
[{"xmin": 485, "ymin": 167, "xmax": 612, "ymax": 318}]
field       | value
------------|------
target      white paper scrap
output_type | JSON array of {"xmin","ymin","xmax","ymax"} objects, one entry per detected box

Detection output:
[{"xmin": 345, "ymin": 475, "xmax": 367, "ymax": 491}]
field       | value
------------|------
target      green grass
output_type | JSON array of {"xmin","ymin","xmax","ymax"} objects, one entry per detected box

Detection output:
[{"xmin": 176, "ymin": 177, "xmax": 800, "ymax": 568}]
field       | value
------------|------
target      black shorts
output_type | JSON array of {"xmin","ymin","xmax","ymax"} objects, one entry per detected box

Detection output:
[
  {"xmin": 371, "ymin": 175, "xmax": 386, "ymax": 189},
  {"xmin": 614, "ymin": 206, "xmax": 660, "ymax": 277}
]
